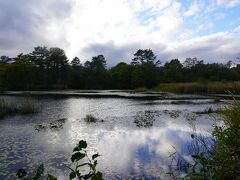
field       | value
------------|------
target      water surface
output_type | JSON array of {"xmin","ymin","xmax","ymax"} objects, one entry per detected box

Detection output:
[{"xmin": 0, "ymin": 91, "xmax": 227, "ymax": 179}]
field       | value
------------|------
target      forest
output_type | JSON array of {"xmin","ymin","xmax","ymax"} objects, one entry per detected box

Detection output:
[{"xmin": 0, "ymin": 46, "xmax": 239, "ymax": 90}]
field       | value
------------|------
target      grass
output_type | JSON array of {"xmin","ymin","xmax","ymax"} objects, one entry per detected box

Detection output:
[
  {"xmin": 84, "ymin": 114, "xmax": 97, "ymax": 123},
  {"xmin": 153, "ymin": 81, "xmax": 240, "ymax": 94},
  {"xmin": 181, "ymin": 101, "xmax": 240, "ymax": 179},
  {"xmin": 0, "ymin": 97, "xmax": 37, "ymax": 119},
  {"xmin": 134, "ymin": 87, "xmax": 148, "ymax": 92}
]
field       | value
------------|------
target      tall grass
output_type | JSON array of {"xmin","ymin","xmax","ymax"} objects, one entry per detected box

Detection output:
[
  {"xmin": 0, "ymin": 97, "xmax": 37, "ymax": 118},
  {"xmin": 154, "ymin": 81, "xmax": 240, "ymax": 94},
  {"xmin": 180, "ymin": 102, "xmax": 240, "ymax": 179},
  {"xmin": 84, "ymin": 114, "xmax": 97, "ymax": 123}
]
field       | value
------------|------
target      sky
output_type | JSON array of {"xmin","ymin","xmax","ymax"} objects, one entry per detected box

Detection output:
[{"xmin": 0, "ymin": 0, "xmax": 240, "ymax": 66}]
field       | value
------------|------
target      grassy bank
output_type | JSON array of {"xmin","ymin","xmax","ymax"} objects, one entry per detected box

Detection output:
[
  {"xmin": 0, "ymin": 97, "xmax": 37, "ymax": 119},
  {"xmin": 153, "ymin": 81, "xmax": 240, "ymax": 94}
]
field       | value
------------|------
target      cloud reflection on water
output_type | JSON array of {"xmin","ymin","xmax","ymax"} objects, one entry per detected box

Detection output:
[{"xmin": 0, "ymin": 96, "xmax": 223, "ymax": 179}]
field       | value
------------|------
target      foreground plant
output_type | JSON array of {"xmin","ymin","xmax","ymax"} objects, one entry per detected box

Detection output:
[
  {"xmin": 166, "ymin": 101, "xmax": 240, "ymax": 180},
  {"xmin": 16, "ymin": 140, "xmax": 103, "ymax": 180},
  {"xmin": 186, "ymin": 102, "xmax": 240, "ymax": 179},
  {"xmin": 68, "ymin": 140, "xmax": 102, "ymax": 179}
]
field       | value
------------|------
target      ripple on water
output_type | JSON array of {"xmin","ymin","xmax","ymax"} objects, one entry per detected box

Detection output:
[{"xmin": 0, "ymin": 94, "xmax": 225, "ymax": 179}]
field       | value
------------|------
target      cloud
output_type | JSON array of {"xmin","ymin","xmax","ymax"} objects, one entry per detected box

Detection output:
[
  {"xmin": 81, "ymin": 41, "xmax": 167, "ymax": 66},
  {"xmin": 0, "ymin": 0, "xmax": 239, "ymax": 66},
  {"xmin": 184, "ymin": 0, "xmax": 204, "ymax": 17},
  {"xmin": 166, "ymin": 31, "xmax": 240, "ymax": 63},
  {"xmin": 214, "ymin": 0, "xmax": 240, "ymax": 7},
  {"xmin": 0, "ymin": 0, "xmax": 72, "ymax": 55}
]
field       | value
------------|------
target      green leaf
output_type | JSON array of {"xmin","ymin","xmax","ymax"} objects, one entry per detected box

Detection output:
[
  {"xmin": 92, "ymin": 153, "xmax": 100, "ymax": 160},
  {"xmin": 83, "ymin": 173, "xmax": 92, "ymax": 179},
  {"xmin": 32, "ymin": 164, "xmax": 44, "ymax": 180},
  {"xmin": 47, "ymin": 174, "xmax": 57, "ymax": 180},
  {"xmin": 69, "ymin": 171, "xmax": 76, "ymax": 179},
  {"xmin": 192, "ymin": 154, "xmax": 200, "ymax": 159},
  {"xmin": 92, "ymin": 172, "xmax": 103, "ymax": 180},
  {"xmin": 88, "ymin": 163, "xmax": 95, "ymax": 170},
  {"xmin": 76, "ymin": 170, "xmax": 81, "ymax": 178},
  {"xmin": 78, "ymin": 140, "xmax": 87, "ymax": 149},
  {"xmin": 71, "ymin": 152, "xmax": 85, "ymax": 162},
  {"xmin": 73, "ymin": 147, "xmax": 79, "ymax": 152},
  {"xmin": 191, "ymin": 134, "xmax": 195, "ymax": 139}
]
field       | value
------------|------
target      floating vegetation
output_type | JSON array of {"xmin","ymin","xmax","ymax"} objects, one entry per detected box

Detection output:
[
  {"xmin": 163, "ymin": 110, "xmax": 181, "ymax": 118},
  {"xmin": 35, "ymin": 118, "xmax": 67, "ymax": 131},
  {"xmin": 0, "ymin": 97, "xmax": 37, "ymax": 119},
  {"xmin": 134, "ymin": 110, "xmax": 183, "ymax": 127},
  {"xmin": 184, "ymin": 112, "xmax": 197, "ymax": 121},
  {"xmin": 134, "ymin": 110, "xmax": 156, "ymax": 128}
]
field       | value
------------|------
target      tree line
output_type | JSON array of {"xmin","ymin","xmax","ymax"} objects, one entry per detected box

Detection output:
[{"xmin": 0, "ymin": 46, "xmax": 239, "ymax": 90}]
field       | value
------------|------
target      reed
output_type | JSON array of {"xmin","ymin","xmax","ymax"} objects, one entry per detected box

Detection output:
[
  {"xmin": 0, "ymin": 97, "xmax": 37, "ymax": 119},
  {"xmin": 154, "ymin": 81, "xmax": 240, "ymax": 94}
]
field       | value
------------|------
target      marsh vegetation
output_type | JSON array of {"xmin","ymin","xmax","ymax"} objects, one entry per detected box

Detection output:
[{"xmin": 0, "ymin": 97, "xmax": 37, "ymax": 119}]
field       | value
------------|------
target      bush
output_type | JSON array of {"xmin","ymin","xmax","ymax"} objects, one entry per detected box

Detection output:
[
  {"xmin": 185, "ymin": 102, "xmax": 240, "ymax": 179},
  {"xmin": 84, "ymin": 114, "xmax": 97, "ymax": 123}
]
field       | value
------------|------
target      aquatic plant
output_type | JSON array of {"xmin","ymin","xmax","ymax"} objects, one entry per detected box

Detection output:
[
  {"xmin": 169, "ymin": 101, "xmax": 240, "ymax": 179},
  {"xmin": 0, "ymin": 97, "xmax": 37, "ymax": 119},
  {"xmin": 16, "ymin": 140, "xmax": 103, "ymax": 180},
  {"xmin": 35, "ymin": 118, "xmax": 67, "ymax": 131},
  {"xmin": 20, "ymin": 99, "xmax": 38, "ymax": 114},
  {"xmin": 154, "ymin": 82, "xmax": 240, "ymax": 94},
  {"xmin": 134, "ymin": 111, "xmax": 153, "ymax": 127},
  {"xmin": 68, "ymin": 140, "xmax": 102, "ymax": 179},
  {"xmin": 84, "ymin": 114, "xmax": 97, "ymax": 123}
]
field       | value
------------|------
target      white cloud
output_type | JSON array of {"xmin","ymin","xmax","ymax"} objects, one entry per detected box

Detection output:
[
  {"xmin": 65, "ymin": 0, "xmax": 184, "ymax": 60},
  {"xmin": 0, "ymin": 0, "xmax": 239, "ymax": 65},
  {"xmin": 214, "ymin": 0, "xmax": 240, "ymax": 7},
  {"xmin": 184, "ymin": 0, "xmax": 204, "ymax": 17}
]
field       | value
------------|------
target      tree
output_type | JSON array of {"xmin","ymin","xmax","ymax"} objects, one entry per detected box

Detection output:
[
  {"xmin": 110, "ymin": 62, "xmax": 132, "ymax": 89},
  {"xmin": 48, "ymin": 47, "xmax": 68, "ymax": 70},
  {"xmin": 47, "ymin": 47, "xmax": 69, "ymax": 85},
  {"xmin": 183, "ymin": 57, "xmax": 203, "ymax": 69},
  {"xmin": 71, "ymin": 57, "xmax": 81, "ymax": 67},
  {"xmin": 30, "ymin": 46, "xmax": 50, "ymax": 69},
  {"xmin": 162, "ymin": 59, "xmax": 184, "ymax": 82},
  {"xmin": 131, "ymin": 49, "xmax": 161, "ymax": 65},
  {"xmin": 83, "ymin": 55, "xmax": 108, "ymax": 89},
  {"xmin": 130, "ymin": 49, "xmax": 160, "ymax": 88}
]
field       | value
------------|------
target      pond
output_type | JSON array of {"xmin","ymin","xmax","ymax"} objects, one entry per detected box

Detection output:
[{"xmin": 0, "ymin": 91, "xmax": 228, "ymax": 179}]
